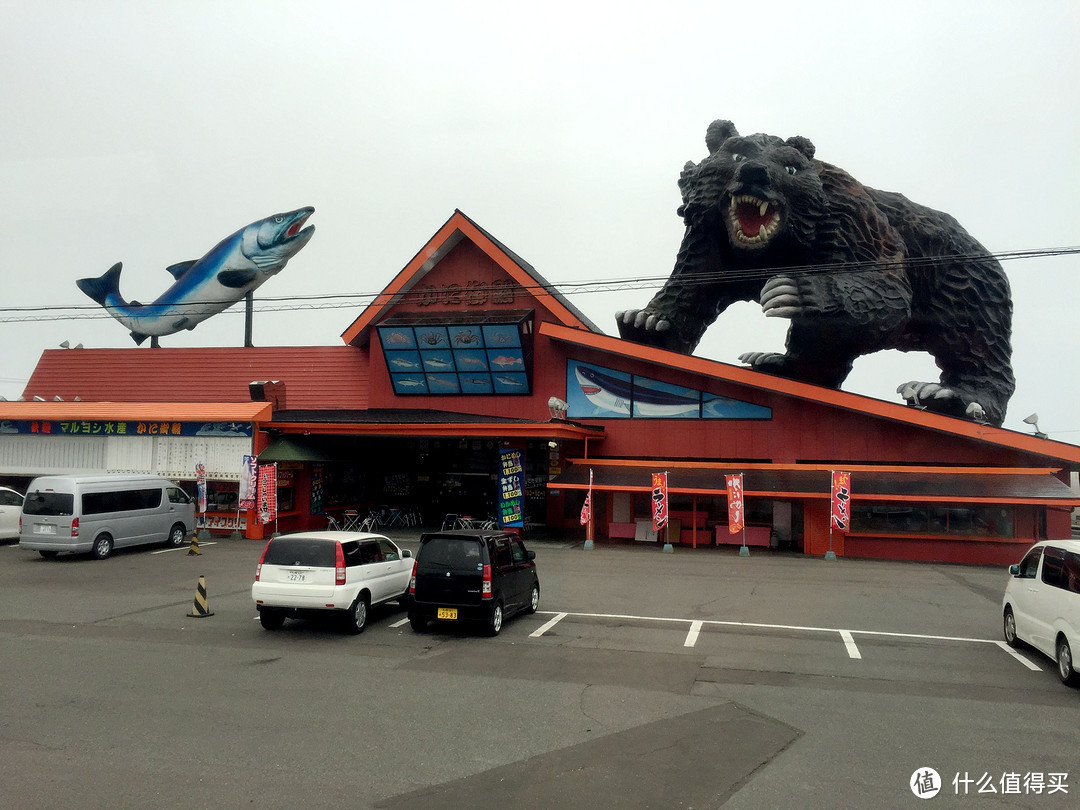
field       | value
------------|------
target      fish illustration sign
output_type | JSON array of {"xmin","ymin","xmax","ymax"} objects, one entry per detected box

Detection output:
[{"xmin": 77, "ymin": 207, "xmax": 315, "ymax": 344}]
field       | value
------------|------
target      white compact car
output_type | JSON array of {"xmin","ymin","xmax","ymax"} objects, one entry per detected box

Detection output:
[
  {"xmin": 0, "ymin": 486, "xmax": 24, "ymax": 541},
  {"xmin": 252, "ymin": 532, "xmax": 412, "ymax": 634},
  {"xmin": 1002, "ymin": 539, "xmax": 1080, "ymax": 686}
]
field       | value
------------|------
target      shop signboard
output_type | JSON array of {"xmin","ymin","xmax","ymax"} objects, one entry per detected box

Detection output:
[
  {"xmin": 725, "ymin": 473, "xmax": 744, "ymax": 533},
  {"xmin": 831, "ymin": 471, "xmax": 852, "ymax": 531},
  {"xmin": 239, "ymin": 455, "xmax": 257, "ymax": 510},
  {"xmin": 1, "ymin": 419, "xmax": 253, "ymax": 437},
  {"xmin": 651, "ymin": 472, "xmax": 668, "ymax": 531},
  {"xmin": 258, "ymin": 464, "xmax": 278, "ymax": 525},
  {"xmin": 498, "ymin": 447, "xmax": 524, "ymax": 527}
]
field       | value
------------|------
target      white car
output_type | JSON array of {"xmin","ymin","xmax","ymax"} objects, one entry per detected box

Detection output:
[
  {"xmin": 0, "ymin": 486, "xmax": 24, "ymax": 541},
  {"xmin": 1002, "ymin": 539, "xmax": 1080, "ymax": 686},
  {"xmin": 252, "ymin": 532, "xmax": 412, "ymax": 634}
]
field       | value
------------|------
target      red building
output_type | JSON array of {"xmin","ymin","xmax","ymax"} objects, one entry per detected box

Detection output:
[{"xmin": 3, "ymin": 210, "xmax": 1078, "ymax": 564}]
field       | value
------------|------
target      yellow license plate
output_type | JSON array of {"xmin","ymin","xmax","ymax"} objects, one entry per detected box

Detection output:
[{"xmin": 437, "ymin": 608, "xmax": 458, "ymax": 620}]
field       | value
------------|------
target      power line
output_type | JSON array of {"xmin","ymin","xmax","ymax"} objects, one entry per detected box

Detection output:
[{"xmin": 0, "ymin": 245, "xmax": 1077, "ymax": 325}]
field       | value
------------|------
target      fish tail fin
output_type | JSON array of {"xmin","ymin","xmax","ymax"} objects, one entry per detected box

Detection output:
[
  {"xmin": 76, "ymin": 262, "xmax": 124, "ymax": 306},
  {"xmin": 129, "ymin": 330, "xmax": 149, "ymax": 346}
]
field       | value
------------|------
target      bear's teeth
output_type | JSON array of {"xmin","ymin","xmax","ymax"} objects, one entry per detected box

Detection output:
[
  {"xmin": 759, "ymin": 225, "xmax": 768, "ymax": 238},
  {"xmin": 759, "ymin": 201, "xmax": 769, "ymax": 216}
]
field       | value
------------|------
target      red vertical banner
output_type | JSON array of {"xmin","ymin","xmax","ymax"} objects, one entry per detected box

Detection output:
[
  {"xmin": 258, "ymin": 463, "xmax": 278, "ymax": 525},
  {"xmin": 831, "ymin": 471, "xmax": 851, "ymax": 531},
  {"xmin": 579, "ymin": 469, "xmax": 593, "ymax": 526},
  {"xmin": 725, "ymin": 474, "xmax": 744, "ymax": 534},
  {"xmin": 651, "ymin": 472, "xmax": 668, "ymax": 531}
]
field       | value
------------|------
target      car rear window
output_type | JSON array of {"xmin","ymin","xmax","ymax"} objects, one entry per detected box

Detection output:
[
  {"xmin": 418, "ymin": 537, "xmax": 483, "ymax": 572},
  {"xmin": 23, "ymin": 491, "xmax": 74, "ymax": 516},
  {"xmin": 264, "ymin": 537, "xmax": 337, "ymax": 567}
]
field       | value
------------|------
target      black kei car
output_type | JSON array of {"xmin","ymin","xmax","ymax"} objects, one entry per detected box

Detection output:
[{"xmin": 407, "ymin": 530, "xmax": 539, "ymax": 635}]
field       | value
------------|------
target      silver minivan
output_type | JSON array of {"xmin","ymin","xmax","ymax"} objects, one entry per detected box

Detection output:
[
  {"xmin": 19, "ymin": 474, "xmax": 195, "ymax": 559},
  {"xmin": 1002, "ymin": 539, "xmax": 1080, "ymax": 686}
]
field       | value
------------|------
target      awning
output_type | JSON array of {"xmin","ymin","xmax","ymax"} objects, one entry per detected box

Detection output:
[
  {"xmin": 549, "ymin": 460, "xmax": 1080, "ymax": 506},
  {"xmin": 257, "ymin": 436, "xmax": 336, "ymax": 463},
  {"xmin": 0, "ymin": 401, "xmax": 272, "ymax": 422}
]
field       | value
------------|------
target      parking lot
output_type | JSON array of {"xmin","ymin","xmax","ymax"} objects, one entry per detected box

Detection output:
[{"xmin": 1, "ymin": 532, "xmax": 1076, "ymax": 809}]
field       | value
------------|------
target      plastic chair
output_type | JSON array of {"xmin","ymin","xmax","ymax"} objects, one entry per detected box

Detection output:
[
  {"xmin": 326, "ymin": 515, "xmax": 342, "ymax": 531},
  {"xmin": 342, "ymin": 510, "xmax": 362, "ymax": 531},
  {"xmin": 441, "ymin": 514, "xmax": 459, "ymax": 531}
]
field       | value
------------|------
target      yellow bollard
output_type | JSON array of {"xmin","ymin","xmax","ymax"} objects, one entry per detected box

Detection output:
[{"xmin": 186, "ymin": 575, "xmax": 214, "ymax": 618}]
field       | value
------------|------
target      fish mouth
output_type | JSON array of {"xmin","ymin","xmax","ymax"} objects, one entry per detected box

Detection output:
[
  {"xmin": 726, "ymin": 194, "xmax": 781, "ymax": 248},
  {"xmin": 283, "ymin": 208, "xmax": 315, "ymax": 242}
]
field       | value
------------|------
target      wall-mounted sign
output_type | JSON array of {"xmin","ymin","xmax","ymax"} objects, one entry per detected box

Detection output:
[
  {"xmin": 0, "ymin": 419, "xmax": 254, "ymax": 437},
  {"xmin": 379, "ymin": 319, "xmax": 531, "ymax": 395}
]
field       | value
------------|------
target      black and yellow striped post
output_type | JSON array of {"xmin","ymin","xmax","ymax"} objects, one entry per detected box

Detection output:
[
  {"xmin": 187, "ymin": 575, "xmax": 214, "ymax": 618},
  {"xmin": 187, "ymin": 533, "xmax": 201, "ymax": 555}
]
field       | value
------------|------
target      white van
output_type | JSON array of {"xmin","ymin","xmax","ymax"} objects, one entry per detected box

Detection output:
[
  {"xmin": 1002, "ymin": 539, "xmax": 1080, "ymax": 686},
  {"xmin": 19, "ymin": 474, "xmax": 195, "ymax": 560}
]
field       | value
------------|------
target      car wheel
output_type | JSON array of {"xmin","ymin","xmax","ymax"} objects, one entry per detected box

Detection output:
[
  {"xmin": 526, "ymin": 582, "xmax": 540, "ymax": 614},
  {"xmin": 259, "ymin": 609, "xmax": 285, "ymax": 630},
  {"xmin": 1003, "ymin": 607, "xmax": 1020, "ymax": 648},
  {"xmin": 38, "ymin": 550, "xmax": 58, "ymax": 559},
  {"xmin": 167, "ymin": 524, "xmax": 187, "ymax": 548},
  {"xmin": 1056, "ymin": 636, "xmax": 1080, "ymax": 687},
  {"xmin": 91, "ymin": 534, "xmax": 113, "ymax": 560},
  {"xmin": 488, "ymin": 602, "xmax": 503, "ymax": 636},
  {"xmin": 408, "ymin": 614, "xmax": 427, "ymax": 632},
  {"xmin": 344, "ymin": 595, "xmax": 368, "ymax": 635}
]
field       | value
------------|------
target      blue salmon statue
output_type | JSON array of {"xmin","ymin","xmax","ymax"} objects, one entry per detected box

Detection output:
[{"xmin": 77, "ymin": 207, "xmax": 315, "ymax": 345}]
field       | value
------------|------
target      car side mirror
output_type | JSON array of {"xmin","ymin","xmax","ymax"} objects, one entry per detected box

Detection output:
[
  {"xmin": 403, "ymin": 549, "xmax": 412, "ymax": 558},
  {"xmin": 526, "ymin": 550, "xmax": 535, "ymax": 561},
  {"xmin": 1009, "ymin": 564, "xmax": 1019, "ymax": 576}
]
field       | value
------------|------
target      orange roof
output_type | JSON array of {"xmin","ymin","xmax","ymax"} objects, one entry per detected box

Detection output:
[
  {"xmin": 341, "ymin": 210, "xmax": 599, "ymax": 347},
  {"xmin": 0, "ymin": 401, "xmax": 271, "ymax": 422},
  {"xmin": 541, "ymin": 321, "xmax": 1080, "ymax": 465},
  {"xmin": 21, "ymin": 346, "xmax": 369, "ymax": 410}
]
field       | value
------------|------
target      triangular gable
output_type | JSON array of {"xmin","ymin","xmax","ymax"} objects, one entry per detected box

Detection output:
[
  {"xmin": 341, "ymin": 210, "xmax": 600, "ymax": 347},
  {"xmin": 540, "ymin": 320, "xmax": 1080, "ymax": 465}
]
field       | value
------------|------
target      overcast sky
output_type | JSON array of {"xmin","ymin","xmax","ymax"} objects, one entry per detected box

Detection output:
[{"xmin": 3, "ymin": 1, "xmax": 1078, "ymax": 439}]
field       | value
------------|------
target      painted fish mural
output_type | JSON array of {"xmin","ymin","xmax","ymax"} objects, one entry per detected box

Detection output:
[
  {"xmin": 77, "ymin": 207, "xmax": 315, "ymax": 345},
  {"xmin": 574, "ymin": 365, "xmax": 700, "ymax": 417}
]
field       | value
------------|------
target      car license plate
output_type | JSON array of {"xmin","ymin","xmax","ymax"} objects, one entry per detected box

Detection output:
[
  {"xmin": 437, "ymin": 607, "xmax": 458, "ymax": 620},
  {"xmin": 34, "ymin": 524, "xmax": 57, "ymax": 535},
  {"xmin": 287, "ymin": 571, "xmax": 306, "ymax": 582}
]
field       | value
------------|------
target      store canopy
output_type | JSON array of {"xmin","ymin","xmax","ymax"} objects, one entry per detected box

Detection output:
[
  {"xmin": 257, "ymin": 436, "xmax": 336, "ymax": 463},
  {"xmin": 550, "ymin": 460, "xmax": 1080, "ymax": 506}
]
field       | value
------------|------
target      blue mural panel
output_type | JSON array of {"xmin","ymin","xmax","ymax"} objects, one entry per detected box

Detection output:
[
  {"xmin": 632, "ymin": 377, "xmax": 701, "ymax": 418},
  {"xmin": 378, "ymin": 326, "xmax": 417, "ymax": 350},
  {"xmin": 482, "ymin": 324, "xmax": 521, "ymax": 349},
  {"xmin": 567, "ymin": 360, "xmax": 632, "ymax": 418},
  {"xmin": 390, "ymin": 374, "xmax": 428, "ymax": 394},
  {"xmin": 414, "ymin": 326, "xmax": 451, "ymax": 349},
  {"xmin": 421, "ymin": 350, "xmax": 456, "ymax": 373},
  {"xmin": 702, "ymin": 393, "xmax": 771, "ymax": 419},
  {"xmin": 384, "ymin": 350, "xmax": 423, "ymax": 373},
  {"xmin": 448, "ymin": 325, "xmax": 486, "ymax": 348},
  {"xmin": 425, "ymin": 374, "xmax": 460, "ymax": 394},
  {"xmin": 492, "ymin": 373, "xmax": 529, "ymax": 394}
]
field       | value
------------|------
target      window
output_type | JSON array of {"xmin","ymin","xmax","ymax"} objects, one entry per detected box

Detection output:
[
  {"xmin": 378, "ymin": 539, "xmax": 400, "ymax": 562},
  {"xmin": 82, "ymin": 488, "xmax": 162, "ymax": 515},
  {"xmin": 1017, "ymin": 547, "xmax": 1042, "ymax": 579},
  {"xmin": 359, "ymin": 541, "xmax": 382, "ymax": 565},
  {"xmin": 341, "ymin": 541, "xmax": 363, "ymax": 568},
  {"xmin": 23, "ymin": 491, "xmax": 72, "ymax": 516},
  {"xmin": 850, "ymin": 503, "xmax": 1013, "ymax": 538},
  {"xmin": 510, "ymin": 539, "xmax": 526, "ymax": 564},
  {"xmin": 0, "ymin": 490, "xmax": 22, "ymax": 507},
  {"xmin": 167, "ymin": 487, "xmax": 191, "ymax": 505},
  {"xmin": 264, "ymin": 538, "xmax": 336, "ymax": 567},
  {"xmin": 1042, "ymin": 546, "xmax": 1067, "ymax": 590},
  {"xmin": 491, "ymin": 537, "xmax": 512, "ymax": 570}
]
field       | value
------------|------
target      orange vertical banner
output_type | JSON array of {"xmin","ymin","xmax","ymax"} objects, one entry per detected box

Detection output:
[
  {"xmin": 580, "ymin": 469, "xmax": 593, "ymax": 526},
  {"xmin": 831, "ymin": 471, "xmax": 851, "ymax": 531},
  {"xmin": 725, "ymin": 473, "xmax": 744, "ymax": 533},
  {"xmin": 651, "ymin": 472, "xmax": 668, "ymax": 531}
]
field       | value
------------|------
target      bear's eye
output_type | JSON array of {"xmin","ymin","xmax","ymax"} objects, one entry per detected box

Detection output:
[
  {"xmin": 731, "ymin": 153, "xmax": 746, "ymax": 163},
  {"xmin": 785, "ymin": 166, "xmax": 798, "ymax": 176}
]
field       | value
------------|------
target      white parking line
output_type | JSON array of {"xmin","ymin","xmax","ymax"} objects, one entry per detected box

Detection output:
[
  {"xmin": 684, "ymin": 620, "xmax": 703, "ymax": 648},
  {"xmin": 533, "ymin": 610, "xmax": 1031, "ymax": 669},
  {"xmin": 839, "ymin": 630, "xmax": 861, "ymax": 659},
  {"xmin": 152, "ymin": 542, "xmax": 217, "ymax": 555},
  {"xmin": 529, "ymin": 612, "xmax": 567, "ymax": 638},
  {"xmin": 993, "ymin": 640, "xmax": 1043, "ymax": 671},
  {"xmin": 389, "ymin": 617, "xmax": 410, "ymax": 628}
]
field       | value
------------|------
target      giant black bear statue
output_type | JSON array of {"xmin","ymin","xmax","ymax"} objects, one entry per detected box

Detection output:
[{"xmin": 616, "ymin": 120, "xmax": 1014, "ymax": 426}]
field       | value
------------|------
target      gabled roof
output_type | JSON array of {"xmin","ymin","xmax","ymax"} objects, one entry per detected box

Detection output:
[
  {"xmin": 341, "ymin": 210, "xmax": 600, "ymax": 347},
  {"xmin": 19, "ymin": 346, "xmax": 369, "ymax": 411},
  {"xmin": 540, "ymin": 321, "xmax": 1080, "ymax": 465}
]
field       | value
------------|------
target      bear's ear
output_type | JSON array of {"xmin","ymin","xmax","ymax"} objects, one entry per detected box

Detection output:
[
  {"xmin": 705, "ymin": 120, "xmax": 738, "ymax": 154},
  {"xmin": 786, "ymin": 136, "xmax": 816, "ymax": 160}
]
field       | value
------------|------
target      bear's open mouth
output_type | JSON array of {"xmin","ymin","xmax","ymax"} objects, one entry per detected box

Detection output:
[{"xmin": 727, "ymin": 194, "xmax": 781, "ymax": 247}]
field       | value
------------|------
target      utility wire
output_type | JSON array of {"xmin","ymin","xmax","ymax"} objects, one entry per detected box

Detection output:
[{"xmin": 0, "ymin": 245, "xmax": 1077, "ymax": 324}]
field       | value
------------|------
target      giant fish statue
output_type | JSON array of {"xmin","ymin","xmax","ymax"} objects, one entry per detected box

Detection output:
[{"xmin": 77, "ymin": 207, "xmax": 315, "ymax": 345}]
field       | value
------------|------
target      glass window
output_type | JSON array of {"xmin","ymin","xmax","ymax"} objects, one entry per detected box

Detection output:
[
  {"xmin": 359, "ymin": 541, "xmax": 382, "ymax": 565},
  {"xmin": 1017, "ymin": 547, "xmax": 1042, "ymax": 579},
  {"xmin": 510, "ymin": 539, "xmax": 525, "ymax": 564},
  {"xmin": 1063, "ymin": 551, "xmax": 1080, "ymax": 595},
  {"xmin": 22, "ymin": 490, "xmax": 73, "ymax": 516},
  {"xmin": 167, "ymin": 487, "xmax": 191, "ymax": 505},
  {"xmin": 0, "ymin": 490, "xmax": 22, "ymax": 506},
  {"xmin": 1042, "ymin": 546, "xmax": 1067, "ymax": 590},
  {"xmin": 82, "ymin": 488, "xmax": 162, "ymax": 515},
  {"xmin": 852, "ymin": 502, "xmax": 1013, "ymax": 538},
  {"xmin": 418, "ymin": 537, "xmax": 482, "ymax": 572},
  {"xmin": 341, "ymin": 541, "xmax": 363, "ymax": 568},
  {"xmin": 264, "ymin": 538, "xmax": 336, "ymax": 567},
  {"xmin": 378, "ymin": 539, "xmax": 400, "ymax": 562},
  {"xmin": 491, "ymin": 537, "xmax": 512, "ymax": 569}
]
